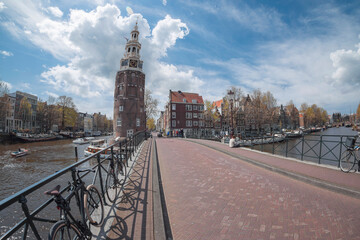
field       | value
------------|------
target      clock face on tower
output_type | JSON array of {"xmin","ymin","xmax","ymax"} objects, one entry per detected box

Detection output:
[{"xmin": 129, "ymin": 59, "xmax": 138, "ymax": 68}]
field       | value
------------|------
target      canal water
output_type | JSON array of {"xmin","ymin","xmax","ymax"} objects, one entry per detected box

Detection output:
[
  {"xmin": 253, "ymin": 127, "xmax": 359, "ymax": 166},
  {"xmin": 0, "ymin": 137, "xmax": 111, "ymax": 239}
]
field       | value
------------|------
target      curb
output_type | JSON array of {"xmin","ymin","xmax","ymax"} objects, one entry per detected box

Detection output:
[
  {"xmin": 187, "ymin": 139, "xmax": 360, "ymax": 200},
  {"xmin": 152, "ymin": 139, "xmax": 173, "ymax": 240}
]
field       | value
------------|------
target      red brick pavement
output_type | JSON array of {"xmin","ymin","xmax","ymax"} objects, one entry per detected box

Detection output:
[
  {"xmin": 156, "ymin": 138, "xmax": 360, "ymax": 240},
  {"xmin": 188, "ymin": 139, "xmax": 360, "ymax": 193}
]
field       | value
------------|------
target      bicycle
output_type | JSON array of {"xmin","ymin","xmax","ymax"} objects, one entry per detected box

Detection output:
[
  {"xmin": 105, "ymin": 148, "xmax": 128, "ymax": 203},
  {"xmin": 340, "ymin": 136, "xmax": 360, "ymax": 173},
  {"xmin": 45, "ymin": 168, "xmax": 104, "ymax": 239}
]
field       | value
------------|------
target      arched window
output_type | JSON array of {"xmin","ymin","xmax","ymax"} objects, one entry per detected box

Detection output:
[
  {"xmin": 132, "ymin": 47, "xmax": 136, "ymax": 52},
  {"xmin": 128, "ymin": 48, "xmax": 130, "ymax": 52}
]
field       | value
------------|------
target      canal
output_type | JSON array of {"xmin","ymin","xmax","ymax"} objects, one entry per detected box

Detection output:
[
  {"xmin": 0, "ymin": 136, "xmax": 112, "ymax": 238},
  {"xmin": 252, "ymin": 126, "xmax": 359, "ymax": 166}
]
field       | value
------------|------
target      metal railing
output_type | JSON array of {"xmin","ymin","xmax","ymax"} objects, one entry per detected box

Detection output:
[
  {"xmin": 186, "ymin": 133, "xmax": 359, "ymax": 167},
  {"xmin": 0, "ymin": 131, "xmax": 146, "ymax": 239}
]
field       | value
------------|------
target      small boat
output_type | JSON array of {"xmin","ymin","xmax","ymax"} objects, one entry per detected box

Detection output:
[
  {"xmin": 11, "ymin": 148, "xmax": 29, "ymax": 157},
  {"xmin": 84, "ymin": 139, "xmax": 110, "ymax": 158},
  {"xmin": 73, "ymin": 137, "xmax": 95, "ymax": 144}
]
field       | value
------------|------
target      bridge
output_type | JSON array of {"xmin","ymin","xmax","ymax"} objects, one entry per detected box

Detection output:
[
  {"xmin": 102, "ymin": 135, "xmax": 360, "ymax": 239},
  {"xmin": 1, "ymin": 134, "xmax": 359, "ymax": 239}
]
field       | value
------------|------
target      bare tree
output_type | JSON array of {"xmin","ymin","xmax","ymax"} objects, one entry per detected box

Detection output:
[
  {"xmin": 0, "ymin": 81, "xmax": 10, "ymax": 131},
  {"xmin": 145, "ymin": 89, "xmax": 158, "ymax": 121}
]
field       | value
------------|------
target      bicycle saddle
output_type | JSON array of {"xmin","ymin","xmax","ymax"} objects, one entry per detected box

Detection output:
[{"xmin": 44, "ymin": 185, "xmax": 61, "ymax": 196}]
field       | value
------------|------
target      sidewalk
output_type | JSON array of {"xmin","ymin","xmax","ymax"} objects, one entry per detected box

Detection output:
[
  {"xmin": 185, "ymin": 138, "xmax": 360, "ymax": 198},
  {"xmin": 105, "ymin": 139, "xmax": 155, "ymax": 239}
]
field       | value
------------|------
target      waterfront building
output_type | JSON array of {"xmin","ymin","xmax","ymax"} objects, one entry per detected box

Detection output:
[
  {"xmin": 167, "ymin": 90, "xmax": 204, "ymax": 136},
  {"xmin": 156, "ymin": 111, "xmax": 164, "ymax": 132},
  {"xmin": 113, "ymin": 23, "xmax": 146, "ymax": 138}
]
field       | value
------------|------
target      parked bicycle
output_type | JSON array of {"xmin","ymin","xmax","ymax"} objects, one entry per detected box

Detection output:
[
  {"xmin": 45, "ymin": 168, "xmax": 104, "ymax": 239},
  {"xmin": 340, "ymin": 137, "xmax": 360, "ymax": 173},
  {"xmin": 105, "ymin": 148, "xmax": 128, "ymax": 203}
]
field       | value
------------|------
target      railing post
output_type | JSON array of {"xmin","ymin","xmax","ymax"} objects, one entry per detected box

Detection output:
[
  {"xmin": 272, "ymin": 135, "xmax": 275, "ymax": 154},
  {"xmin": 301, "ymin": 135, "xmax": 304, "ymax": 161},
  {"xmin": 20, "ymin": 195, "xmax": 42, "ymax": 239},
  {"xmin": 318, "ymin": 135, "xmax": 323, "ymax": 164},
  {"xmin": 338, "ymin": 136, "xmax": 343, "ymax": 168},
  {"xmin": 97, "ymin": 154, "xmax": 107, "ymax": 205},
  {"xmin": 261, "ymin": 135, "xmax": 264, "ymax": 152},
  {"xmin": 285, "ymin": 138, "xmax": 288, "ymax": 158}
]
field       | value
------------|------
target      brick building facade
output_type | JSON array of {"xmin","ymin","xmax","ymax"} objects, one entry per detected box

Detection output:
[
  {"xmin": 167, "ymin": 90, "xmax": 204, "ymax": 136},
  {"xmin": 113, "ymin": 23, "xmax": 146, "ymax": 138}
]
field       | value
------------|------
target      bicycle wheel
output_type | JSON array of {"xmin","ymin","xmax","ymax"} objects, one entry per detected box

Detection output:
[
  {"xmin": 105, "ymin": 167, "xmax": 118, "ymax": 203},
  {"xmin": 84, "ymin": 184, "xmax": 104, "ymax": 226},
  {"xmin": 340, "ymin": 150, "xmax": 356, "ymax": 172},
  {"xmin": 48, "ymin": 220, "xmax": 84, "ymax": 240},
  {"xmin": 116, "ymin": 156, "xmax": 127, "ymax": 186}
]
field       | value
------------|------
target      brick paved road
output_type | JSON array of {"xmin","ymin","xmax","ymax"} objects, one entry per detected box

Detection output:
[{"xmin": 156, "ymin": 138, "xmax": 360, "ymax": 240}]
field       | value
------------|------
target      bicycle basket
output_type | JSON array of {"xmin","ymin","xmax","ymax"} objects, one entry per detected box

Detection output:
[{"xmin": 345, "ymin": 137, "xmax": 356, "ymax": 148}]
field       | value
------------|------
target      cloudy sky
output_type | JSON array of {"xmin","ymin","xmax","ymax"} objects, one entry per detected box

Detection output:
[{"xmin": 0, "ymin": 0, "xmax": 359, "ymax": 118}]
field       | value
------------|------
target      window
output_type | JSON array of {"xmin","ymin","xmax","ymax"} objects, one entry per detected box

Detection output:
[
  {"xmin": 199, "ymin": 105, "xmax": 204, "ymax": 111},
  {"xmin": 140, "ymin": 107, "xmax": 143, "ymax": 112},
  {"xmin": 117, "ymin": 119, "xmax": 122, "ymax": 126},
  {"xmin": 186, "ymin": 120, "xmax": 192, "ymax": 127},
  {"xmin": 199, "ymin": 121, "xmax": 204, "ymax": 127},
  {"xmin": 193, "ymin": 105, "xmax": 197, "ymax": 111},
  {"xmin": 186, "ymin": 105, "xmax": 192, "ymax": 111},
  {"xmin": 193, "ymin": 121, "xmax": 198, "ymax": 126},
  {"xmin": 172, "ymin": 104, "xmax": 176, "ymax": 110},
  {"xmin": 119, "ymin": 106, "xmax": 123, "ymax": 112},
  {"xmin": 136, "ymin": 118, "xmax": 140, "ymax": 127},
  {"xmin": 186, "ymin": 112, "xmax": 192, "ymax": 119},
  {"xmin": 183, "ymin": 98, "xmax": 186, "ymax": 103},
  {"xmin": 198, "ymin": 113, "xmax": 203, "ymax": 119},
  {"xmin": 192, "ymin": 99, "xmax": 197, "ymax": 103},
  {"xmin": 193, "ymin": 113, "xmax": 198, "ymax": 118},
  {"xmin": 119, "ymin": 84, "xmax": 123, "ymax": 90},
  {"xmin": 128, "ymin": 48, "xmax": 130, "ymax": 52},
  {"xmin": 172, "ymin": 120, "xmax": 176, "ymax": 127},
  {"xmin": 172, "ymin": 112, "xmax": 176, "ymax": 118}
]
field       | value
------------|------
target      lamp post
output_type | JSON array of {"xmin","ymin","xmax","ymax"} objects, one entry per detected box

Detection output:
[{"xmin": 228, "ymin": 90, "xmax": 234, "ymax": 137}]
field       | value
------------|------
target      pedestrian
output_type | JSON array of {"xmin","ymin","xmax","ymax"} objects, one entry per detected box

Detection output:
[{"xmin": 229, "ymin": 135, "xmax": 240, "ymax": 148}]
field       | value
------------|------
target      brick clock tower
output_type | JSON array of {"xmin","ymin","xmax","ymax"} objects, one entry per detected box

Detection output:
[{"xmin": 114, "ymin": 23, "xmax": 146, "ymax": 138}]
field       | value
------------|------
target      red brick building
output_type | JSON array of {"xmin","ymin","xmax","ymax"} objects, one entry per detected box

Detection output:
[
  {"xmin": 166, "ymin": 90, "xmax": 204, "ymax": 136},
  {"xmin": 113, "ymin": 23, "xmax": 146, "ymax": 138}
]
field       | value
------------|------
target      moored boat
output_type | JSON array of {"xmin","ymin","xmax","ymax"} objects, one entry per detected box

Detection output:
[
  {"xmin": 84, "ymin": 139, "xmax": 110, "ymax": 158},
  {"xmin": 14, "ymin": 133, "xmax": 57, "ymax": 142},
  {"xmin": 11, "ymin": 148, "xmax": 29, "ymax": 157}
]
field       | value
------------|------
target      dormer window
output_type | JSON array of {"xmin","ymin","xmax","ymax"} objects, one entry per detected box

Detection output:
[
  {"xmin": 183, "ymin": 98, "xmax": 186, "ymax": 103},
  {"xmin": 192, "ymin": 99, "xmax": 197, "ymax": 103}
]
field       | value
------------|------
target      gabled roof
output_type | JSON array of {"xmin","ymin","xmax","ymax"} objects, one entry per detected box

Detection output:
[
  {"xmin": 212, "ymin": 99, "xmax": 223, "ymax": 108},
  {"xmin": 170, "ymin": 90, "xmax": 204, "ymax": 104}
]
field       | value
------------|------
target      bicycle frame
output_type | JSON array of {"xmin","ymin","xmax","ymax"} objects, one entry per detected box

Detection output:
[{"xmin": 53, "ymin": 169, "xmax": 93, "ymax": 236}]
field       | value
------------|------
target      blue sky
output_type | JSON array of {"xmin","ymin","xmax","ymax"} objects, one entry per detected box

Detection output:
[{"xmin": 1, "ymin": 0, "xmax": 360, "ymax": 118}]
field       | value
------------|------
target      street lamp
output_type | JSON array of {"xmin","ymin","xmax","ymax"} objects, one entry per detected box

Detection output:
[{"xmin": 228, "ymin": 90, "xmax": 234, "ymax": 137}]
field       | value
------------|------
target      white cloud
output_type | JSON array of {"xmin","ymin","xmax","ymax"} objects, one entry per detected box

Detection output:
[
  {"xmin": 162, "ymin": 0, "xmax": 167, "ymax": 6},
  {"xmin": 0, "ymin": 2, "xmax": 6, "ymax": 11},
  {"xmin": 44, "ymin": 91, "xmax": 59, "ymax": 98},
  {"xmin": 0, "ymin": 50, "xmax": 13, "ymax": 57},
  {"xmin": 47, "ymin": 6, "xmax": 63, "ymax": 18},
  {"xmin": 1, "ymin": 2, "xmax": 196, "ymax": 116},
  {"xmin": 330, "ymin": 40, "xmax": 360, "ymax": 87}
]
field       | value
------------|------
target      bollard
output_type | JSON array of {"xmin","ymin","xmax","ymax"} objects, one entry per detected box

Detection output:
[{"xmin": 75, "ymin": 146, "xmax": 78, "ymax": 159}]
